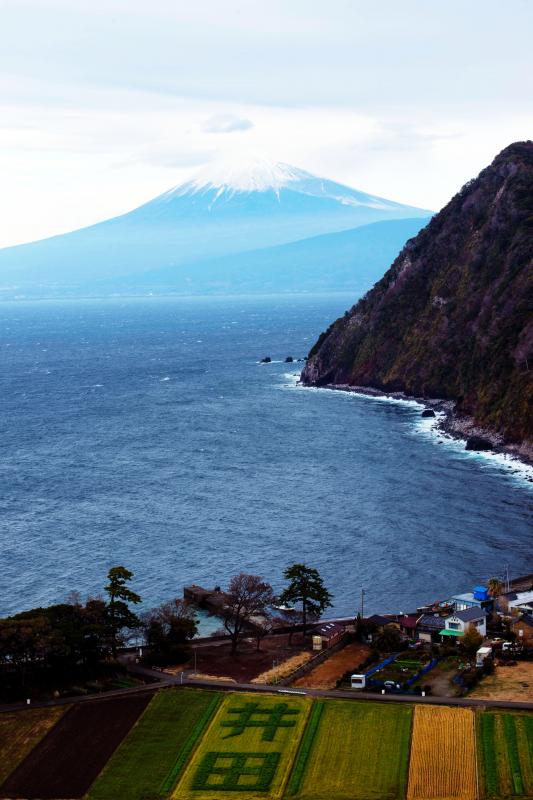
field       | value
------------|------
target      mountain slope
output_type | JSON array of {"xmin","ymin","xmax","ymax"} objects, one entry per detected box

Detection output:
[
  {"xmin": 302, "ymin": 142, "xmax": 533, "ymax": 449},
  {"xmin": 0, "ymin": 157, "xmax": 430, "ymax": 294},
  {"xmin": 92, "ymin": 217, "xmax": 429, "ymax": 296}
]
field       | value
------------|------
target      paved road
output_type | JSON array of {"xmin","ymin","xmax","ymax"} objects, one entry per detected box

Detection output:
[{"xmin": 2, "ymin": 663, "xmax": 532, "ymax": 715}]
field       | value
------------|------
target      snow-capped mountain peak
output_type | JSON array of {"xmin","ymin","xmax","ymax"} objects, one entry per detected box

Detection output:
[
  {"xmin": 171, "ymin": 155, "xmax": 312, "ymax": 197},
  {"xmin": 164, "ymin": 154, "xmax": 414, "ymax": 214}
]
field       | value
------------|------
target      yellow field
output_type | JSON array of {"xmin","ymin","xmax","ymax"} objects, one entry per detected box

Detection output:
[
  {"xmin": 407, "ymin": 705, "xmax": 477, "ymax": 800},
  {"xmin": 173, "ymin": 692, "xmax": 310, "ymax": 800}
]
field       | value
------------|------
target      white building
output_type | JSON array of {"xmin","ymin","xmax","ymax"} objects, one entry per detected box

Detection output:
[
  {"xmin": 440, "ymin": 607, "xmax": 488, "ymax": 641},
  {"xmin": 507, "ymin": 591, "xmax": 533, "ymax": 614}
]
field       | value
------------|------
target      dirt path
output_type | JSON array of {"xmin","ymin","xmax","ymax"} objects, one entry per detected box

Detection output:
[{"xmin": 293, "ymin": 642, "xmax": 371, "ymax": 689}]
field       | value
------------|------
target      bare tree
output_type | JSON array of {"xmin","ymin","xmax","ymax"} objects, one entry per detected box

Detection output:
[
  {"xmin": 223, "ymin": 573, "xmax": 274, "ymax": 655},
  {"xmin": 254, "ymin": 615, "xmax": 274, "ymax": 651}
]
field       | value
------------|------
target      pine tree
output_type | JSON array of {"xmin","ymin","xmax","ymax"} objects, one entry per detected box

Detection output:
[
  {"xmin": 105, "ymin": 566, "xmax": 141, "ymax": 657},
  {"xmin": 278, "ymin": 564, "xmax": 332, "ymax": 637}
]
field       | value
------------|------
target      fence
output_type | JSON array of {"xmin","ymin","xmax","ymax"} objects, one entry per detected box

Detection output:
[{"xmin": 276, "ymin": 634, "xmax": 350, "ymax": 686}]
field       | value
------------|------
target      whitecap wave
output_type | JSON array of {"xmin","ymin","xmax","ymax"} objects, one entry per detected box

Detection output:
[
  {"xmin": 412, "ymin": 412, "xmax": 533, "ymax": 488},
  {"xmin": 283, "ymin": 380, "xmax": 533, "ymax": 489}
]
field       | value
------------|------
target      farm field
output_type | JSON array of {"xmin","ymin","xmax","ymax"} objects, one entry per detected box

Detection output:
[
  {"xmin": 470, "ymin": 663, "xmax": 533, "ymax": 703},
  {"xmin": 88, "ymin": 689, "xmax": 222, "ymax": 800},
  {"xmin": 286, "ymin": 698, "xmax": 412, "ymax": 799},
  {"xmin": 0, "ymin": 706, "xmax": 66, "ymax": 786},
  {"xmin": 407, "ymin": 705, "xmax": 477, "ymax": 800},
  {"xmin": 292, "ymin": 642, "xmax": 371, "ymax": 689},
  {"xmin": 174, "ymin": 692, "xmax": 311, "ymax": 800},
  {"xmin": 0, "ymin": 694, "xmax": 152, "ymax": 799},
  {"xmin": 478, "ymin": 711, "xmax": 533, "ymax": 798},
  {"xmin": 1, "ymin": 689, "xmax": 533, "ymax": 800}
]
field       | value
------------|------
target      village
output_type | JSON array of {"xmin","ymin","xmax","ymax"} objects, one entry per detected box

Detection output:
[{"xmin": 175, "ymin": 573, "xmax": 533, "ymax": 703}]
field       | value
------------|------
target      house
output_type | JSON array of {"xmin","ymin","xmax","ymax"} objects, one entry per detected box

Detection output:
[
  {"xmin": 451, "ymin": 586, "xmax": 491, "ymax": 611},
  {"xmin": 398, "ymin": 614, "xmax": 419, "ymax": 637},
  {"xmin": 440, "ymin": 607, "xmax": 488, "ymax": 640},
  {"xmin": 511, "ymin": 613, "xmax": 533, "ymax": 647},
  {"xmin": 366, "ymin": 614, "xmax": 398, "ymax": 633},
  {"xmin": 312, "ymin": 622, "xmax": 344, "ymax": 648},
  {"xmin": 502, "ymin": 591, "xmax": 533, "ymax": 616},
  {"xmin": 417, "ymin": 614, "xmax": 447, "ymax": 643}
]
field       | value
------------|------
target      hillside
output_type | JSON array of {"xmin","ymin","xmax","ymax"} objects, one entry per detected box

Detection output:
[
  {"xmin": 0, "ymin": 157, "xmax": 430, "ymax": 297},
  {"xmin": 302, "ymin": 142, "xmax": 533, "ymax": 454},
  {"xmin": 92, "ymin": 218, "xmax": 429, "ymax": 297}
]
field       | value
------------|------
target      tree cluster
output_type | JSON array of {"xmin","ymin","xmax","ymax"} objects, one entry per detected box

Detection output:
[{"xmin": 0, "ymin": 560, "xmax": 334, "ymax": 698}]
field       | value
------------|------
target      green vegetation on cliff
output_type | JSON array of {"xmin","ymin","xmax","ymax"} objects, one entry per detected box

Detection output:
[{"xmin": 302, "ymin": 142, "xmax": 533, "ymax": 446}]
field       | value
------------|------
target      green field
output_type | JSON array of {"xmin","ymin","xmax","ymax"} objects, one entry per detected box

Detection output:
[
  {"xmin": 87, "ymin": 688, "xmax": 221, "ymax": 800},
  {"xmin": 2, "ymin": 688, "xmax": 533, "ymax": 800},
  {"xmin": 287, "ymin": 699, "xmax": 412, "ymax": 800},
  {"xmin": 478, "ymin": 711, "xmax": 533, "ymax": 799},
  {"xmin": 174, "ymin": 692, "xmax": 311, "ymax": 800},
  {"xmin": 0, "ymin": 705, "xmax": 66, "ymax": 786}
]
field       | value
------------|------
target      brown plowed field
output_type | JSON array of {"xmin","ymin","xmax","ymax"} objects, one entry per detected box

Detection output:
[
  {"xmin": 293, "ymin": 642, "xmax": 371, "ymax": 688},
  {"xmin": 1, "ymin": 693, "xmax": 152, "ymax": 799}
]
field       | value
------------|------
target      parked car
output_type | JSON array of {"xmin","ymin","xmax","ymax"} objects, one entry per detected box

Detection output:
[{"xmin": 384, "ymin": 680, "xmax": 399, "ymax": 690}]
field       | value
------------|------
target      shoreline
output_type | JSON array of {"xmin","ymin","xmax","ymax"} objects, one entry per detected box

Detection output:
[{"xmin": 317, "ymin": 382, "xmax": 533, "ymax": 473}]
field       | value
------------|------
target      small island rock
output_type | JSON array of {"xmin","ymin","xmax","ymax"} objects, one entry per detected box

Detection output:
[
  {"xmin": 421, "ymin": 409, "xmax": 436, "ymax": 418},
  {"xmin": 260, "ymin": 356, "xmax": 271, "ymax": 363},
  {"xmin": 285, "ymin": 356, "xmax": 294, "ymax": 363}
]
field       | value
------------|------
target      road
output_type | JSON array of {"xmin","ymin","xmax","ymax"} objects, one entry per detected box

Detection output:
[{"xmin": 1, "ymin": 661, "xmax": 533, "ymax": 715}]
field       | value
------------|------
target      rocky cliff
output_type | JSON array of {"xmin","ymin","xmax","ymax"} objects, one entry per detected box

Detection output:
[{"xmin": 302, "ymin": 142, "xmax": 533, "ymax": 454}]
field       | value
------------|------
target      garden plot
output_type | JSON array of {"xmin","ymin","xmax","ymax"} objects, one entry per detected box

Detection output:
[
  {"xmin": 287, "ymin": 699, "xmax": 412, "ymax": 800},
  {"xmin": 407, "ymin": 705, "xmax": 477, "ymax": 800},
  {"xmin": 478, "ymin": 711, "xmax": 533, "ymax": 798},
  {"xmin": 368, "ymin": 653, "xmax": 436, "ymax": 689},
  {"xmin": 88, "ymin": 688, "xmax": 221, "ymax": 800},
  {"xmin": 174, "ymin": 692, "xmax": 310, "ymax": 800}
]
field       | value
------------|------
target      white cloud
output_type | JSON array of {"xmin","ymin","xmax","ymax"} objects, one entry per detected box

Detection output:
[
  {"xmin": 0, "ymin": 1, "xmax": 532, "ymax": 246},
  {"xmin": 203, "ymin": 114, "xmax": 254, "ymax": 134}
]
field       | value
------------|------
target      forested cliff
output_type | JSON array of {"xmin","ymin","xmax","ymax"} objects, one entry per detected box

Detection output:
[{"xmin": 302, "ymin": 142, "xmax": 533, "ymax": 448}]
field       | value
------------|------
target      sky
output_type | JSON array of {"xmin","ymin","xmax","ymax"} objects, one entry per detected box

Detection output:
[{"xmin": 0, "ymin": 0, "xmax": 532, "ymax": 247}]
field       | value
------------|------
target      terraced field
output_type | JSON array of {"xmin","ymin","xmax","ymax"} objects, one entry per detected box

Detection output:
[
  {"xmin": 0, "ymin": 706, "xmax": 67, "ymax": 786},
  {"xmin": 287, "ymin": 699, "xmax": 412, "ymax": 799},
  {"xmin": 0, "ymin": 689, "xmax": 532, "ymax": 800},
  {"xmin": 88, "ymin": 689, "xmax": 221, "ymax": 800},
  {"xmin": 174, "ymin": 692, "xmax": 311, "ymax": 800},
  {"xmin": 478, "ymin": 711, "xmax": 533, "ymax": 799},
  {"xmin": 1, "ymin": 694, "xmax": 152, "ymax": 799},
  {"xmin": 407, "ymin": 705, "xmax": 477, "ymax": 800}
]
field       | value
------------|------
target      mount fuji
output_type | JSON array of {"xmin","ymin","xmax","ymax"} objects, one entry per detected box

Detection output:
[{"xmin": 0, "ymin": 156, "xmax": 432, "ymax": 297}]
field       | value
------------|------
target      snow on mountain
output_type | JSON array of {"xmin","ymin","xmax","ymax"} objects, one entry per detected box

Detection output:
[
  {"xmin": 0, "ymin": 156, "xmax": 432, "ymax": 294},
  {"xmin": 173, "ymin": 156, "xmax": 309, "ymax": 195},
  {"xmin": 164, "ymin": 155, "xmax": 408, "ymax": 212}
]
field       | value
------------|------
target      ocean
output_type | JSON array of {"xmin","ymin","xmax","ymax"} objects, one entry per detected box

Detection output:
[{"xmin": 1, "ymin": 294, "xmax": 531, "ymax": 623}]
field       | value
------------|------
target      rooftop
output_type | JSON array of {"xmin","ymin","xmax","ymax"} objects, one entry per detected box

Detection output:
[
  {"xmin": 418, "ymin": 614, "xmax": 446, "ymax": 629},
  {"xmin": 513, "ymin": 613, "xmax": 533, "ymax": 627},
  {"xmin": 367, "ymin": 614, "xmax": 394, "ymax": 627},
  {"xmin": 454, "ymin": 607, "xmax": 489, "ymax": 622}
]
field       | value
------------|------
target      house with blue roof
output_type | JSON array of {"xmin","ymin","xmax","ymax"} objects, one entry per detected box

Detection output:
[{"xmin": 451, "ymin": 585, "xmax": 492, "ymax": 611}]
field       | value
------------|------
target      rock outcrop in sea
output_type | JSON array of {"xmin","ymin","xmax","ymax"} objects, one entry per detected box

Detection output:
[{"xmin": 302, "ymin": 142, "xmax": 533, "ymax": 460}]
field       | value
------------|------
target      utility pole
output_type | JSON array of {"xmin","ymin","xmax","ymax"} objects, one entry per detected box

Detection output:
[{"xmin": 361, "ymin": 587, "xmax": 365, "ymax": 619}]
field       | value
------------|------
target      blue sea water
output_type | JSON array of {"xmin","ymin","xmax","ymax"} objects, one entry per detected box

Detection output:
[{"xmin": 1, "ymin": 294, "xmax": 531, "ymax": 622}]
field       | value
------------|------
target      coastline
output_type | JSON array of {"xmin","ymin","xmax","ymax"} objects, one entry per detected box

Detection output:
[{"xmin": 315, "ymin": 382, "xmax": 533, "ymax": 474}]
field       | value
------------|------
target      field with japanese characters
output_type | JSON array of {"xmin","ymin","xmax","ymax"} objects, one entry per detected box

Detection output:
[{"xmin": 0, "ymin": 689, "xmax": 532, "ymax": 800}]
